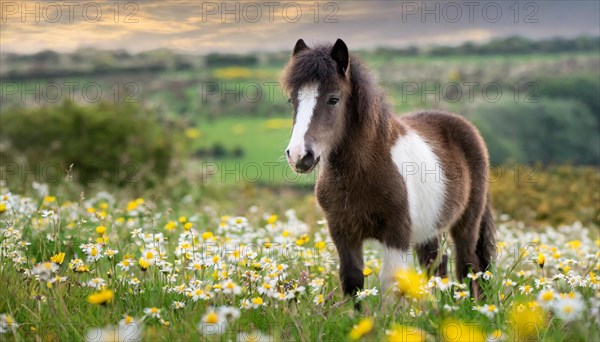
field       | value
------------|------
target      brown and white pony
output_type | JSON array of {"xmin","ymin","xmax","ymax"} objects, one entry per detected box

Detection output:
[{"xmin": 283, "ymin": 39, "xmax": 495, "ymax": 300}]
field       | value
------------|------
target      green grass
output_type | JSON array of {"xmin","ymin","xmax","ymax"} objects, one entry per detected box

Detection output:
[
  {"xmin": 0, "ymin": 183, "xmax": 598, "ymax": 341},
  {"xmin": 1, "ymin": 48, "xmax": 599, "ymax": 341},
  {"xmin": 190, "ymin": 116, "xmax": 316, "ymax": 186}
]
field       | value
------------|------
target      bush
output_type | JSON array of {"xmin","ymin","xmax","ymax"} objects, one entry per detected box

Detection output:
[
  {"xmin": 490, "ymin": 165, "xmax": 600, "ymax": 226},
  {"xmin": 0, "ymin": 101, "xmax": 179, "ymax": 186},
  {"xmin": 533, "ymin": 74, "xmax": 600, "ymax": 127},
  {"xmin": 469, "ymin": 98, "xmax": 600, "ymax": 165}
]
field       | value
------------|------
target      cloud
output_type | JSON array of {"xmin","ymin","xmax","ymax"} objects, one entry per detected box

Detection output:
[{"xmin": 1, "ymin": 0, "xmax": 598, "ymax": 54}]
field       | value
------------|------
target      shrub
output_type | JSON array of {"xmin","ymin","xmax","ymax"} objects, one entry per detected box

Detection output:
[
  {"xmin": 0, "ymin": 101, "xmax": 179, "ymax": 186},
  {"xmin": 490, "ymin": 164, "xmax": 600, "ymax": 226},
  {"xmin": 533, "ymin": 74, "xmax": 600, "ymax": 126},
  {"xmin": 469, "ymin": 98, "xmax": 600, "ymax": 166}
]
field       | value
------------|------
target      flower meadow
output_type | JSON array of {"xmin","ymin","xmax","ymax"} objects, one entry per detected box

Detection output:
[{"xmin": 1, "ymin": 183, "xmax": 599, "ymax": 341}]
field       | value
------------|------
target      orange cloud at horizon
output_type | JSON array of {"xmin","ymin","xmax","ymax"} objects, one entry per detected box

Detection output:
[{"xmin": 1, "ymin": 1, "xmax": 598, "ymax": 55}]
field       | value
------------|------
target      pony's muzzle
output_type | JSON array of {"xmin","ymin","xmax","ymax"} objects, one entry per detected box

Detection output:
[{"xmin": 287, "ymin": 147, "xmax": 318, "ymax": 173}]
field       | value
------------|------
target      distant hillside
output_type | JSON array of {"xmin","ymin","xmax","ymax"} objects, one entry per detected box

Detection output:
[
  {"xmin": 375, "ymin": 35, "xmax": 599, "ymax": 57},
  {"xmin": 1, "ymin": 36, "xmax": 598, "ymax": 81}
]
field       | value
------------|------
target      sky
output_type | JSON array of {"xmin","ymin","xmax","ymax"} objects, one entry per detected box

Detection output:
[{"xmin": 1, "ymin": 0, "xmax": 599, "ymax": 55}]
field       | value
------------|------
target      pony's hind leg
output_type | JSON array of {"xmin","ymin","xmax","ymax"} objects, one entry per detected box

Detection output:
[
  {"xmin": 379, "ymin": 244, "xmax": 412, "ymax": 296},
  {"xmin": 476, "ymin": 194, "xmax": 496, "ymax": 272},
  {"xmin": 450, "ymin": 209, "xmax": 484, "ymax": 298},
  {"xmin": 415, "ymin": 237, "xmax": 448, "ymax": 277}
]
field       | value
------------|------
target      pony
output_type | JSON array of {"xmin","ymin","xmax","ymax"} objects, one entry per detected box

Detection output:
[{"xmin": 282, "ymin": 38, "xmax": 495, "ymax": 300}]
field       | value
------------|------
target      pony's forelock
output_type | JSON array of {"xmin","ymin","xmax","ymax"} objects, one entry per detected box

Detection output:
[
  {"xmin": 282, "ymin": 41, "xmax": 393, "ymax": 139},
  {"xmin": 283, "ymin": 44, "xmax": 340, "ymax": 92}
]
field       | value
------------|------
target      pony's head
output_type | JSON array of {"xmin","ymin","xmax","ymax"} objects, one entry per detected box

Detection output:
[{"xmin": 283, "ymin": 39, "xmax": 351, "ymax": 173}]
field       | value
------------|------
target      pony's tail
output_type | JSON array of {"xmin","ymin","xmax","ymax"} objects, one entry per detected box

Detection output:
[{"xmin": 476, "ymin": 193, "xmax": 495, "ymax": 270}]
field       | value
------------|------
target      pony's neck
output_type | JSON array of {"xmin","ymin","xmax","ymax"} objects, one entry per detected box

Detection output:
[
  {"xmin": 324, "ymin": 59, "xmax": 399, "ymax": 171},
  {"xmin": 327, "ymin": 90, "xmax": 396, "ymax": 171}
]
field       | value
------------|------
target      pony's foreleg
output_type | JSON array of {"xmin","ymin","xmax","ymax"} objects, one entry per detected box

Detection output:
[{"xmin": 332, "ymin": 234, "xmax": 364, "ymax": 299}]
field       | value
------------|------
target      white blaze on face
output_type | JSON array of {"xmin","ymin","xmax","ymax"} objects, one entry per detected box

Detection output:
[{"xmin": 287, "ymin": 84, "xmax": 319, "ymax": 164}]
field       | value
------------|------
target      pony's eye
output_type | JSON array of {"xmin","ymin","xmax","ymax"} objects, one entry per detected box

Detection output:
[
  {"xmin": 328, "ymin": 98, "xmax": 339, "ymax": 105},
  {"xmin": 287, "ymin": 98, "xmax": 293, "ymax": 105}
]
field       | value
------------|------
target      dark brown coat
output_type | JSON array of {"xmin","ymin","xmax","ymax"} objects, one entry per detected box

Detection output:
[{"xmin": 283, "ymin": 39, "xmax": 495, "ymax": 300}]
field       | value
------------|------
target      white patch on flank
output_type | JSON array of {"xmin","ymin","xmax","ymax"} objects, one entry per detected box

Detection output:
[
  {"xmin": 287, "ymin": 84, "xmax": 319, "ymax": 163},
  {"xmin": 390, "ymin": 129, "xmax": 446, "ymax": 244},
  {"xmin": 380, "ymin": 245, "xmax": 413, "ymax": 295}
]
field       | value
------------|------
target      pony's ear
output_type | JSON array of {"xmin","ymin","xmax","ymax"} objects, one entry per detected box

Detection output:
[
  {"xmin": 292, "ymin": 39, "xmax": 309, "ymax": 56},
  {"xmin": 330, "ymin": 39, "xmax": 349, "ymax": 76}
]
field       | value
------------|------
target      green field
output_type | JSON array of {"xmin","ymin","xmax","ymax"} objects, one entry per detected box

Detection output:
[
  {"xmin": 0, "ymin": 169, "xmax": 599, "ymax": 340},
  {"xmin": 189, "ymin": 116, "xmax": 318, "ymax": 186},
  {"xmin": 1, "ymin": 38, "xmax": 599, "ymax": 340}
]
